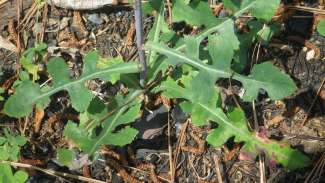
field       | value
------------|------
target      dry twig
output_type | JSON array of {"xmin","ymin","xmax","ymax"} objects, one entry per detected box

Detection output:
[
  {"xmin": 0, "ymin": 161, "xmax": 106, "ymax": 183},
  {"xmin": 301, "ymin": 76, "xmax": 325, "ymax": 126},
  {"xmin": 213, "ymin": 156, "xmax": 224, "ymax": 183},
  {"xmin": 167, "ymin": 111, "xmax": 175, "ymax": 183}
]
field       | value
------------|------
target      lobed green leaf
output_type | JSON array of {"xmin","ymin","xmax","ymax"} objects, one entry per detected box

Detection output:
[
  {"xmin": 317, "ymin": 20, "xmax": 325, "ymax": 36},
  {"xmin": 4, "ymin": 52, "xmax": 140, "ymax": 118},
  {"xmin": 155, "ymin": 77, "xmax": 309, "ymax": 170},
  {"xmin": 145, "ymin": 41, "xmax": 296, "ymax": 101},
  {"xmin": 223, "ymin": 0, "xmax": 280, "ymax": 21},
  {"xmin": 64, "ymin": 90, "xmax": 143, "ymax": 156}
]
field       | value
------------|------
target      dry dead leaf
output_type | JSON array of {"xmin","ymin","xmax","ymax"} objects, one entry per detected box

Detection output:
[
  {"xmin": 72, "ymin": 11, "xmax": 89, "ymax": 38},
  {"xmin": 267, "ymin": 115, "xmax": 285, "ymax": 127},
  {"xmin": 224, "ymin": 143, "xmax": 241, "ymax": 161},
  {"xmin": 0, "ymin": 35, "xmax": 18, "ymax": 52},
  {"xmin": 125, "ymin": 23, "xmax": 135, "ymax": 46},
  {"xmin": 34, "ymin": 107, "xmax": 45, "ymax": 133}
]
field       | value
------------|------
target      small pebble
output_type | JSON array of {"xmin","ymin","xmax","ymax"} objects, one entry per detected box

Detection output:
[
  {"xmin": 306, "ymin": 49, "xmax": 315, "ymax": 61},
  {"xmin": 86, "ymin": 14, "xmax": 104, "ymax": 25}
]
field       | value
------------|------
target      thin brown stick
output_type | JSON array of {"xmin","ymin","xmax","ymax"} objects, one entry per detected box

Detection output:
[
  {"xmin": 252, "ymin": 100, "xmax": 259, "ymax": 131},
  {"xmin": 304, "ymin": 153, "xmax": 325, "ymax": 183},
  {"xmin": 0, "ymin": 0, "xmax": 8, "ymax": 6},
  {"xmin": 287, "ymin": 5, "xmax": 325, "ymax": 15},
  {"xmin": 228, "ymin": 79, "xmax": 242, "ymax": 110},
  {"xmin": 259, "ymin": 154, "xmax": 266, "ymax": 183},
  {"xmin": 250, "ymin": 42, "xmax": 259, "ymax": 69},
  {"xmin": 250, "ymin": 39, "xmax": 261, "ymax": 131},
  {"xmin": 18, "ymin": 2, "xmax": 37, "ymax": 30},
  {"xmin": 172, "ymin": 120, "xmax": 188, "ymax": 182},
  {"xmin": 40, "ymin": 4, "xmax": 48, "ymax": 42},
  {"xmin": 0, "ymin": 161, "xmax": 106, "ymax": 183},
  {"xmin": 213, "ymin": 156, "xmax": 223, "ymax": 183},
  {"xmin": 167, "ymin": 110, "xmax": 175, "ymax": 182},
  {"xmin": 17, "ymin": 0, "xmax": 22, "ymax": 51},
  {"xmin": 315, "ymin": 155, "xmax": 325, "ymax": 182},
  {"xmin": 166, "ymin": 0, "xmax": 172, "ymax": 26},
  {"xmin": 106, "ymin": 157, "xmax": 141, "ymax": 183},
  {"xmin": 301, "ymin": 76, "xmax": 325, "ymax": 126},
  {"xmin": 188, "ymin": 154, "xmax": 212, "ymax": 181}
]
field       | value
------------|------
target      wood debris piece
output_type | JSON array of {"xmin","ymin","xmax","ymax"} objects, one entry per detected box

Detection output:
[
  {"xmin": 34, "ymin": 107, "xmax": 45, "ymax": 133},
  {"xmin": 101, "ymin": 146, "xmax": 128, "ymax": 166},
  {"xmin": 223, "ymin": 143, "xmax": 241, "ymax": 162},
  {"xmin": 0, "ymin": 0, "xmax": 33, "ymax": 30},
  {"xmin": 0, "ymin": 35, "xmax": 18, "ymax": 53},
  {"xmin": 125, "ymin": 23, "xmax": 135, "ymax": 46},
  {"xmin": 137, "ymin": 163, "xmax": 161, "ymax": 183},
  {"xmin": 19, "ymin": 157, "xmax": 45, "ymax": 167},
  {"xmin": 58, "ymin": 28, "xmax": 81, "ymax": 48},
  {"xmin": 181, "ymin": 131, "xmax": 205, "ymax": 154},
  {"xmin": 267, "ymin": 115, "xmax": 285, "ymax": 127},
  {"xmin": 8, "ymin": 20, "xmax": 21, "ymax": 50},
  {"xmin": 72, "ymin": 11, "xmax": 89, "ymax": 38},
  {"xmin": 105, "ymin": 157, "xmax": 141, "ymax": 183},
  {"xmin": 288, "ymin": 36, "xmax": 321, "ymax": 59},
  {"xmin": 82, "ymin": 165, "xmax": 91, "ymax": 178},
  {"xmin": 1, "ymin": 75, "xmax": 18, "ymax": 91}
]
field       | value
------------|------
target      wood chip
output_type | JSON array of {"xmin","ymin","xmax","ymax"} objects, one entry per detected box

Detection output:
[
  {"xmin": 125, "ymin": 23, "xmax": 135, "ymax": 46},
  {"xmin": 34, "ymin": 107, "xmax": 45, "ymax": 133}
]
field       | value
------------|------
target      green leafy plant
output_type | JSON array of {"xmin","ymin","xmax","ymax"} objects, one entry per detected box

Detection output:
[
  {"xmin": 20, "ymin": 42, "xmax": 47, "ymax": 81},
  {"xmin": 35, "ymin": 0, "xmax": 46, "ymax": 9},
  {"xmin": 144, "ymin": 0, "xmax": 309, "ymax": 170},
  {"xmin": 317, "ymin": 19, "xmax": 325, "ymax": 36},
  {"xmin": 5, "ymin": 49, "xmax": 142, "ymax": 158},
  {"xmin": 153, "ymin": 75, "xmax": 309, "ymax": 170},
  {"xmin": 0, "ymin": 129, "xmax": 26, "ymax": 162},
  {"xmin": 3, "ymin": 0, "xmax": 311, "ymax": 171},
  {"xmin": 57, "ymin": 148, "xmax": 76, "ymax": 167},
  {"xmin": 0, "ymin": 163, "xmax": 28, "ymax": 183},
  {"xmin": 63, "ymin": 90, "xmax": 143, "ymax": 155},
  {"xmin": 0, "ymin": 129, "xmax": 28, "ymax": 183},
  {"xmin": 4, "ymin": 51, "xmax": 140, "ymax": 118},
  {"xmin": 0, "ymin": 88, "xmax": 4, "ymax": 101}
]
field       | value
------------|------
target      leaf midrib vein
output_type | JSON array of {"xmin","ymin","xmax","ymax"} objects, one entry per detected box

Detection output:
[{"xmin": 34, "ymin": 63, "xmax": 138, "ymax": 103}]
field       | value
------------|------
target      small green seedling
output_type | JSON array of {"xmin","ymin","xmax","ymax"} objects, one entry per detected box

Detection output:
[
  {"xmin": 317, "ymin": 20, "xmax": 325, "ymax": 36},
  {"xmin": 20, "ymin": 42, "xmax": 47, "ymax": 81},
  {"xmin": 0, "ymin": 129, "xmax": 28, "ymax": 183},
  {"xmin": 0, "ymin": 163, "xmax": 28, "ymax": 183},
  {"xmin": 0, "ymin": 129, "xmax": 26, "ymax": 162},
  {"xmin": 0, "ymin": 88, "xmax": 5, "ymax": 101},
  {"xmin": 57, "ymin": 148, "xmax": 76, "ymax": 167}
]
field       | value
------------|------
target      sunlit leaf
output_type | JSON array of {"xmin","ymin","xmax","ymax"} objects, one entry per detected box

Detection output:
[
  {"xmin": 57, "ymin": 149, "xmax": 76, "ymax": 167},
  {"xmin": 4, "ymin": 51, "xmax": 140, "ymax": 118},
  {"xmin": 155, "ymin": 77, "xmax": 309, "ymax": 170},
  {"xmin": 317, "ymin": 20, "xmax": 325, "ymax": 36},
  {"xmin": 64, "ymin": 90, "xmax": 143, "ymax": 155},
  {"xmin": 145, "ymin": 41, "xmax": 296, "ymax": 101}
]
